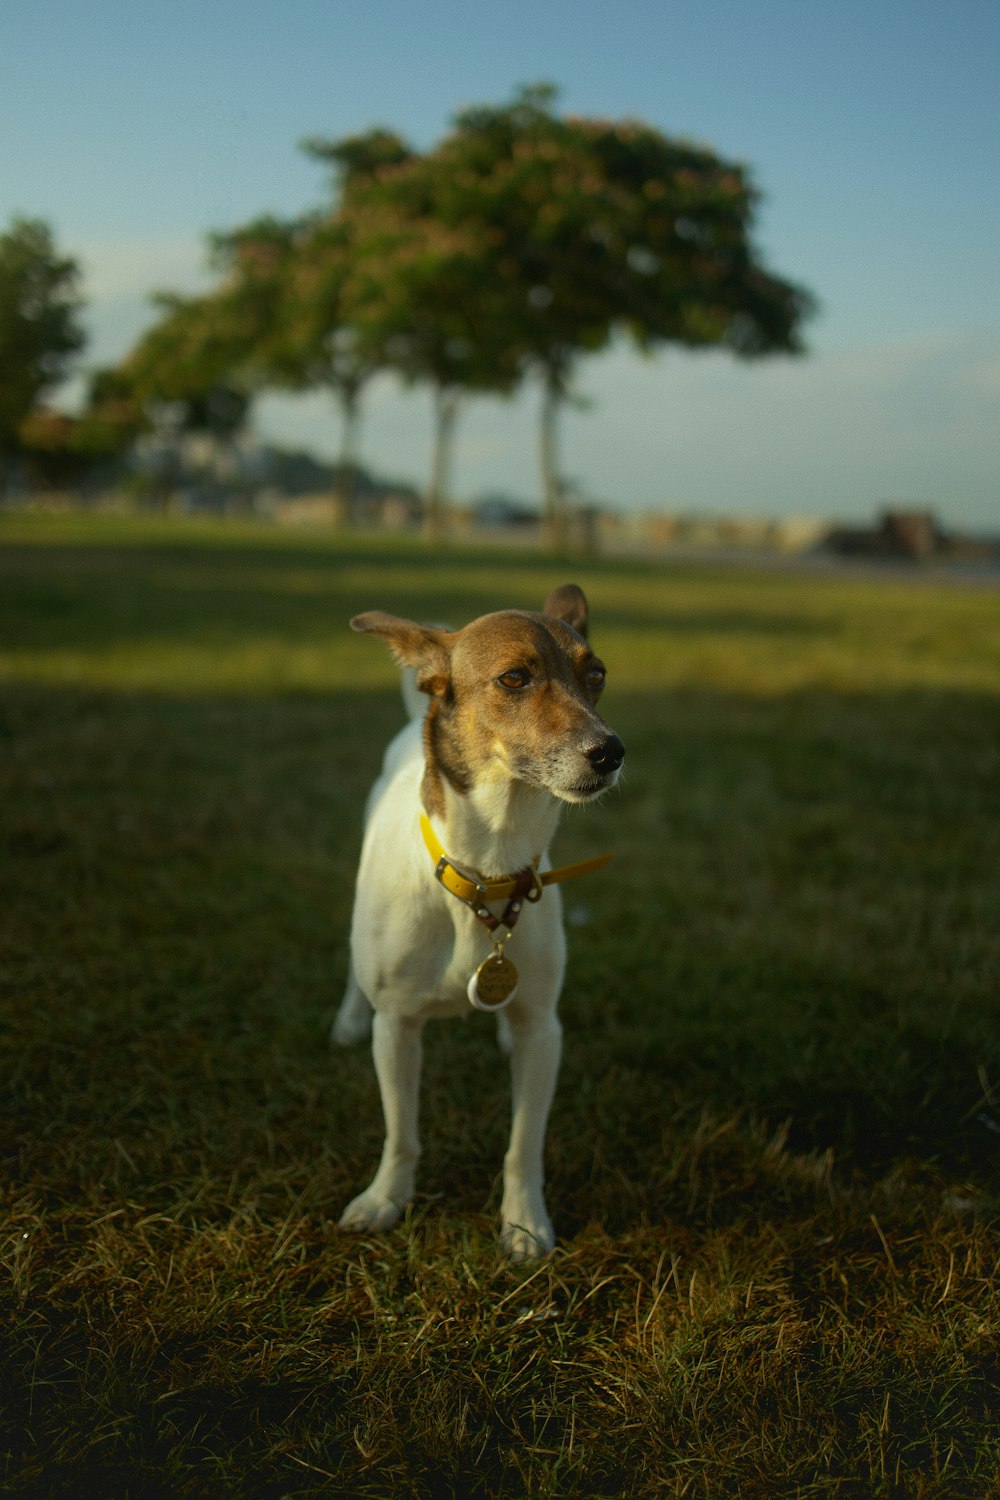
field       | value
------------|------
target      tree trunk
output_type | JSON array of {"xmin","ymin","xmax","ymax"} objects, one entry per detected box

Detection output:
[
  {"xmin": 424, "ymin": 386, "xmax": 459, "ymax": 543},
  {"xmin": 336, "ymin": 382, "xmax": 361, "ymax": 524},
  {"xmin": 539, "ymin": 370, "xmax": 569, "ymax": 551}
]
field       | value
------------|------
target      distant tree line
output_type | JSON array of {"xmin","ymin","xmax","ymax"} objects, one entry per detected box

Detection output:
[{"xmin": 1, "ymin": 86, "xmax": 815, "ymax": 543}]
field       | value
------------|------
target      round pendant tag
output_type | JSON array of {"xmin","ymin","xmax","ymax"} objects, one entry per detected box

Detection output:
[{"xmin": 467, "ymin": 953, "xmax": 519, "ymax": 1012}]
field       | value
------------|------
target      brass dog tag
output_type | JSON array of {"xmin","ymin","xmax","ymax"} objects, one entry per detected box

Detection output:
[{"xmin": 467, "ymin": 951, "xmax": 519, "ymax": 1012}]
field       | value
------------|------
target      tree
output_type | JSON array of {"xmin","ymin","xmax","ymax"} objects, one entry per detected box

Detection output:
[
  {"xmin": 336, "ymin": 181, "xmax": 522, "ymax": 538},
  {"xmin": 204, "ymin": 215, "xmax": 302, "ymax": 384},
  {"xmin": 574, "ymin": 114, "xmax": 813, "ymax": 358},
  {"xmin": 287, "ymin": 131, "xmax": 415, "ymax": 517},
  {"xmin": 302, "ymin": 126, "xmax": 411, "ymax": 184},
  {"xmin": 437, "ymin": 87, "xmax": 618, "ymax": 545},
  {"xmin": 0, "ymin": 217, "xmax": 85, "ymax": 484},
  {"xmin": 427, "ymin": 87, "xmax": 815, "ymax": 546},
  {"xmin": 74, "ymin": 367, "xmax": 145, "ymax": 460},
  {"xmin": 304, "ymin": 99, "xmax": 814, "ymax": 545},
  {"xmin": 267, "ymin": 212, "xmax": 379, "ymax": 517},
  {"xmin": 17, "ymin": 367, "xmax": 143, "ymax": 491},
  {"xmin": 122, "ymin": 291, "xmax": 251, "ymax": 440},
  {"xmin": 118, "ymin": 293, "xmax": 254, "ymax": 506},
  {"xmin": 117, "ymin": 221, "xmax": 297, "ymax": 511},
  {"xmin": 181, "ymin": 136, "xmax": 417, "ymax": 521},
  {"xmin": 125, "ymin": 292, "xmax": 237, "ymax": 404}
]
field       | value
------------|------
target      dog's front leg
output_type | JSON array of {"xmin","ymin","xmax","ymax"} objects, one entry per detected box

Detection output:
[
  {"xmin": 340, "ymin": 1011, "xmax": 423, "ymax": 1235},
  {"xmin": 501, "ymin": 1009, "xmax": 563, "ymax": 1260}
]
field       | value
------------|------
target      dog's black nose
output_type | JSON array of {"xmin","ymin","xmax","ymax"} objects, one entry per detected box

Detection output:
[{"xmin": 585, "ymin": 734, "xmax": 625, "ymax": 775}]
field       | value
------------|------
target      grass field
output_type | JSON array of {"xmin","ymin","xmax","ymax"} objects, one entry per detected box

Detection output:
[{"xmin": 2, "ymin": 511, "xmax": 999, "ymax": 1497}]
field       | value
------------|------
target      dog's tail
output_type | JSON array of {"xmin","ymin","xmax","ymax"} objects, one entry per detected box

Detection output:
[{"xmin": 400, "ymin": 668, "xmax": 425, "ymax": 722}]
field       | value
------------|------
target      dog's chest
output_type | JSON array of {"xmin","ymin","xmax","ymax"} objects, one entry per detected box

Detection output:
[{"xmin": 355, "ymin": 886, "xmax": 562, "ymax": 1021}]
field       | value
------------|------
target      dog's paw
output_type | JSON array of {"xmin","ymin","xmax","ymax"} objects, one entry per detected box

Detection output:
[
  {"xmin": 501, "ymin": 1211, "xmax": 555, "ymax": 1262},
  {"xmin": 339, "ymin": 1189, "xmax": 404, "ymax": 1235}
]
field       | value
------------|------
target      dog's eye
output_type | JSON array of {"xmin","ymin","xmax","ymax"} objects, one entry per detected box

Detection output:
[
  {"xmin": 498, "ymin": 669, "xmax": 531, "ymax": 691},
  {"xmin": 585, "ymin": 666, "xmax": 606, "ymax": 690}
]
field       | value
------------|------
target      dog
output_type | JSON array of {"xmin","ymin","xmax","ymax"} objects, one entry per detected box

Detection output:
[{"xmin": 332, "ymin": 584, "xmax": 624, "ymax": 1259}]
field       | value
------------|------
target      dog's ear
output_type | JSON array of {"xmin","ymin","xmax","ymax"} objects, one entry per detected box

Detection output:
[
  {"xmin": 350, "ymin": 612, "xmax": 453, "ymax": 697},
  {"xmin": 542, "ymin": 584, "xmax": 589, "ymax": 640}
]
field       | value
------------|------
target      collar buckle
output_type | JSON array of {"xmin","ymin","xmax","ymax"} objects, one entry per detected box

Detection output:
[{"xmin": 434, "ymin": 853, "xmax": 489, "ymax": 909}]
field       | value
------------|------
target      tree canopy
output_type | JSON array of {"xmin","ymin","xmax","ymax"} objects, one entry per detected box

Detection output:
[
  {"xmin": 117, "ymin": 87, "xmax": 815, "ymax": 539},
  {"xmin": 413, "ymin": 87, "xmax": 813, "ymax": 540},
  {"xmin": 0, "ymin": 217, "xmax": 85, "ymax": 470}
]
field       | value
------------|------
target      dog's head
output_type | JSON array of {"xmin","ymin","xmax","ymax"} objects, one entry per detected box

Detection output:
[{"xmin": 351, "ymin": 584, "xmax": 624, "ymax": 807}]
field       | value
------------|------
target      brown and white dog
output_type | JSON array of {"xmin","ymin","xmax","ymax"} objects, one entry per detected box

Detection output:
[{"xmin": 332, "ymin": 584, "xmax": 624, "ymax": 1258}]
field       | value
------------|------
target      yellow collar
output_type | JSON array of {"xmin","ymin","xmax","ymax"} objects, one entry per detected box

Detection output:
[{"xmin": 419, "ymin": 813, "xmax": 614, "ymax": 908}]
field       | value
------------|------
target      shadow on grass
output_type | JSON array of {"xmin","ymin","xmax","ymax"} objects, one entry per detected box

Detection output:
[
  {"xmin": 0, "ymin": 532, "xmax": 840, "ymax": 659},
  {"xmin": 2, "ymin": 672, "xmax": 997, "ymax": 1213}
]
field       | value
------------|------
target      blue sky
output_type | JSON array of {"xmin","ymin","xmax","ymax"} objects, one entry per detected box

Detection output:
[{"xmin": 3, "ymin": 0, "xmax": 998, "ymax": 527}]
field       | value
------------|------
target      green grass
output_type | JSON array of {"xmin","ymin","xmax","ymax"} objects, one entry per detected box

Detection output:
[{"xmin": 2, "ymin": 511, "xmax": 999, "ymax": 1496}]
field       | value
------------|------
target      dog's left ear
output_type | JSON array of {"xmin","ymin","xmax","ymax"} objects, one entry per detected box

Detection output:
[
  {"xmin": 542, "ymin": 583, "xmax": 589, "ymax": 640},
  {"xmin": 350, "ymin": 611, "xmax": 453, "ymax": 697}
]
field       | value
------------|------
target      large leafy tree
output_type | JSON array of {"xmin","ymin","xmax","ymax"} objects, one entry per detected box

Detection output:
[
  {"xmin": 0, "ymin": 217, "xmax": 85, "ymax": 482},
  {"xmin": 265, "ymin": 131, "xmax": 415, "ymax": 515},
  {"xmin": 435, "ymin": 87, "xmax": 618, "ymax": 544},
  {"xmin": 177, "ymin": 136, "xmax": 413, "ymax": 517},
  {"xmin": 336, "ymin": 185, "xmax": 522, "ymax": 538},
  {"xmin": 266, "ymin": 211, "xmax": 378, "ymax": 513},
  {"xmin": 425, "ymin": 86, "xmax": 814, "ymax": 545}
]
